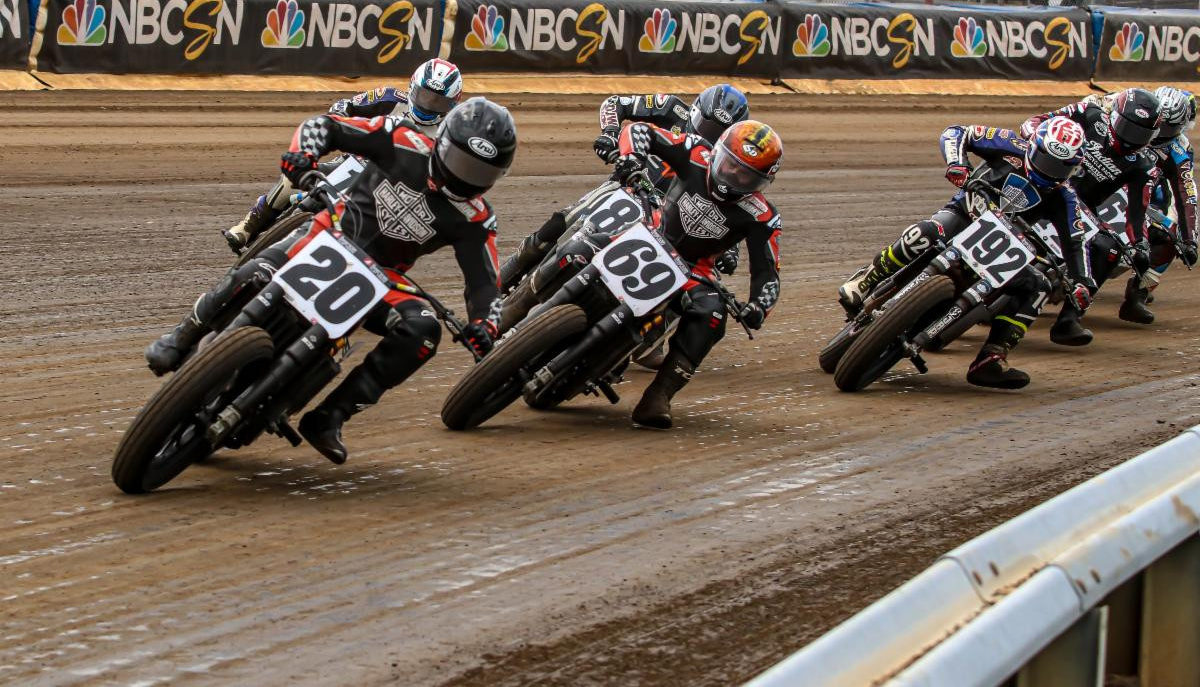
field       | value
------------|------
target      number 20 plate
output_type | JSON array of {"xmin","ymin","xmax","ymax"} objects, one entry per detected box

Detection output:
[
  {"xmin": 593, "ymin": 223, "xmax": 689, "ymax": 317},
  {"xmin": 949, "ymin": 210, "xmax": 1036, "ymax": 290},
  {"xmin": 273, "ymin": 231, "xmax": 390, "ymax": 339}
]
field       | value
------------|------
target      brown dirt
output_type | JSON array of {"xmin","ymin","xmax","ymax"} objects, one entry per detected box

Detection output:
[{"xmin": 1, "ymin": 92, "xmax": 1197, "ymax": 687}]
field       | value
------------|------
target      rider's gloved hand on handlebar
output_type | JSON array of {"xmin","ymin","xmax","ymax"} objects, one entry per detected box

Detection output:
[
  {"xmin": 1070, "ymin": 277, "xmax": 1096, "ymax": 312},
  {"xmin": 945, "ymin": 163, "xmax": 972, "ymax": 189},
  {"xmin": 593, "ymin": 132, "xmax": 620, "ymax": 164},
  {"xmin": 462, "ymin": 319, "xmax": 497, "ymax": 358},
  {"xmin": 1180, "ymin": 240, "xmax": 1198, "ymax": 267},
  {"xmin": 738, "ymin": 302, "xmax": 766, "ymax": 330},
  {"xmin": 1132, "ymin": 240, "xmax": 1152, "ymax": 275},
  {"xmin": 280, "ymin": 151, "xmax": 319, "ymax": 189},
  {"xmin": 715, "ymin": 245, "xmax": 740, "ymax": 276},
  {"xmin": 613, "ymin": 154, "xmax": 647, "ymax": 186}
]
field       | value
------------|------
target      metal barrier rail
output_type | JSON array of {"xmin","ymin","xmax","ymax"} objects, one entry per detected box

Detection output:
[{"xmin": 746, "ymin": 425, "xmax": 1200, "ymax": 687}]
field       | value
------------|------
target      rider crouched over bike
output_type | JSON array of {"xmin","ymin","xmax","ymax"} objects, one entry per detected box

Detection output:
[
  {"xmin": 839, "ymin": 118, "xmax": 1093, "ymax": 389},
  {"xmin": 147, "ymin": 97, "xmax": 515, "ymax": 464},
  {"xmin": 615, "ymin": 119, "xmax": 783, "ymax": 428}
]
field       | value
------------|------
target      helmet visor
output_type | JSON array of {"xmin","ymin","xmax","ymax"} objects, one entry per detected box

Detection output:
[
  {"xmin": 410, "ymin": 86, "xmax": 458, "ymax": 122},
  {"xmin": 1155, "ymin": 120, "xmax": 1185, "ymax": 142},
  {"xmin": 689, "ymin": 107, "xmax": 727, "ymax": 144},
  {"xmin": 1112, "ymin": 111, "xmax": 1158, "ymax": 149},
  {"xmin": 436, "ymin": 136, "xmax": 509, "ymax": 192},
  {"xmin": 710, "ymin": 142, "xmax": 772, "ymax": 197},
  {"xmin": 1028, "ymin": 147, "xmax": 1078, "ymax": 184}
]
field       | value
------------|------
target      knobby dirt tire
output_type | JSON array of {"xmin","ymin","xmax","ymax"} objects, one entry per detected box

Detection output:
[
  {"xmin": 112, "ymin": 327, "xmax": 274, "ymax": 494},
  {"xmin": 834, "ymin": 275, "xmax": 955, "ymax": 392},
  {"xmin": 234, "ymin": 211, "xmax": 313, "ymax": 268},
  {"xmin": 441, "ymin": 305, "xmax": 588, "ymax": 431}
]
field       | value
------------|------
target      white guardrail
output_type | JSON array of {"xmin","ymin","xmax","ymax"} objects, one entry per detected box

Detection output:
[{"xmin": 747, "ymin": 425, "xmax": 1200, "ymax": 687}]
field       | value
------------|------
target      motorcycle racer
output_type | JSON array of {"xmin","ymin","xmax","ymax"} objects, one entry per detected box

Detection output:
[
  {"xmin": 497, "ymin": 84, "xmax": 750, "ymax": 292},
  {"xmin": 614, "ymin": 119, "xmax": 782, "ymax": 428},
  {"xmin": 147, "ymin": 96, "xmax": 515, "ymax": 464},
  {"xmin": 837, "ymin": 118, "xmax": 1092, "ymax": 389},
  {"xmin": 223, "ymin": 58, "xmax": 465, "ymax": 251},
  {"xmin": 1017, "ymin": 88, "xmax": 1161, "ymax": 344}
]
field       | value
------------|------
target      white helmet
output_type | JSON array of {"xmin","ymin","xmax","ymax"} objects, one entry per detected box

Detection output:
[{"xmin": 409, "ymin": 58, "xmax": 463, "ymax": 126}]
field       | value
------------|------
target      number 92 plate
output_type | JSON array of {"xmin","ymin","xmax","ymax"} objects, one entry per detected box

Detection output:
[
  {"xmin": 273, "ymin": 231, "xmax": 391, "ymax": 339},
  {"xmin": 593, "ymin": 223, "xmax": 689, "ymax": 316}
]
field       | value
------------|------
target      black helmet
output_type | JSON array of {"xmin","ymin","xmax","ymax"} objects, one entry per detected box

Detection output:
[
  {"xmin": 430, "ymin": 96, "xmax": 516, "ymax": 200},
  {"xmin": 1108, "ymin": 88, "xmax": 1161, "ymax": 154},
  {"xmin": 686, "ymin": 84, "xmax": 749, "ymax": 144}
]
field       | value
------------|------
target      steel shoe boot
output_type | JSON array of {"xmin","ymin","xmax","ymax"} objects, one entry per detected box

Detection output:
[
  {"xmin": 144, "ymin": 315, "xmax": 206, "ymax": 376},
  {"xmin": 298, "ymin": 408, "xmax": 348, "ymax": 465},
  {"xmin": 966, "ymin": 344, "xmax": 1030, "ymax": 390},
  {"xmin": 1049, "ymin": 307, "xmax": 1093, "ymax": 346},
  {"xmin": 1118, "ymin": 276, "xmax": 1155, "ymax": 324},
  {"xmin": 632, "ymin": 354, "xmax": 695, "ymax": 429}
]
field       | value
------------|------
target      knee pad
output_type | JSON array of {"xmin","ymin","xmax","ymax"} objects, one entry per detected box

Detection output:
[
  {"xmin": 361, "ymin": 306, "xmax": 441, "ymax": 389},
  {"xmin": 672, "ymin": 291, "xmax": 727, "ymax": 366},
  {"xmin": 896, "ymin": 220, "xmax": 943, "ymax": 261}
]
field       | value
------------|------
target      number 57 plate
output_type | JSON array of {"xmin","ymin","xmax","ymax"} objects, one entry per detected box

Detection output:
[{"xmin": 593, "ymin": 223, "xmax": 689, "ymax": 317}]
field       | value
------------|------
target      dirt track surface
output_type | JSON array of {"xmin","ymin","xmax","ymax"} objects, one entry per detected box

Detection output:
[{"xmin": 2, "ymin": 92, "xmax": 1198, "ymax": 686}]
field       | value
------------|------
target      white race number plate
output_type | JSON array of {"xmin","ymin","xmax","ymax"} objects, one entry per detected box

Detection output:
[
  {"xmin": 583, "ymin": 188, "xmax": 645, "ymax": 235},
  {"xmin": 273, "ymin": 231, "xmax": 390, "ymax": 339},
  {"xmin": 324, "ymin": 156, "xmax": 366, "ymax": 191},
  {"xmin": 593, "ymin": 223, "xmax": 688, "ymax": 316},
  {"xmin": 950, "ymin": 210, "xmax": 1036, "ymax": 290}
]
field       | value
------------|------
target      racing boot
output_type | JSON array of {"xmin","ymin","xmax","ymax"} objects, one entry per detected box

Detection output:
[
  {"xmin": 966, "ymin": 319, "xmax": 1030, "ymax": 390},
  {"xmin": 837, "ymin": 246, "xmax": 903, "ymax": 315},
  {"xmin": 144, "ymin": 312, "xmax": 206, "ymax": 376},
  {"xmin": 1049, "ymin": 306, "xmax": 1093, "ymax": 347},
  {"xmin": 223, "ymin": 195, "xmax": 276, "ymax": 253},
  {"xmin": 298, "ymin": 366, "xmax": 384, "ymax": 465},
  {"xmin": 144, "ymin": 261, "xmax": 271, "ymax": 375},
  {"xmin": 499, "ymin": 212, "xmax": 565, "ymax": 292},
  {"xmin": 1118, "ymin": 275, "xmax": 1155, "ymax": 324},
  {"xmin": 632, "ymin": 353, "xmax": 695, "ymax": 429}
]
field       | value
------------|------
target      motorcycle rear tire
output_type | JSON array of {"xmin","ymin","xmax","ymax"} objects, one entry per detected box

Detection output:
[
  {"xmin": 441, "ymin": 305, "xmax": 588, "ymax": 430},
  {"xmin": 834, "ymin": 275, "xmax": 955, "ymax": 392},
  {"xmin": 234, "ymin": 211, "xmax": 313, "ymax": 268},
  {"xmin": 112, "ymin": 327, "xmax": 274, "ymax": 493}
]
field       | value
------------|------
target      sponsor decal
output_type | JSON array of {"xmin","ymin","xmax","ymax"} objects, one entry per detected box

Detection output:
[
  {"xmin": 791, "ymin": 13, "xmax": 829, "ymax": 57},
  {"xmin": 951, "ymin": 16, "xmax": 984, "ymax": 58},
  {"xmin": 678, "ymin": 192, "xmax": 728, "ymax": 239},
  {"xmin": 638, "ymin": 7, "xmax": 675, "ymax": 53},
  {"xmin": 58, "ymin": 0, "xmax": 107, "ymax": 45},
  {"xmin": 261, "ymin": 0, "xmax": 303, "ymax": 47},
  {"xmin": 468, "ymin": 136, "xmax": 497, "ymax": 158},
  {"xmin": 1109, "ymin": 21, "xmax": 1144, "ymax": 62},
  {"xmin": 741, "ymin": 142, "xmax": 759, "ymax": 157},
  {"xmin": 374, "ymin": 179, "xmax": 436, "ymax": 243},
  {"xmin": 464, "ymin": 2, "xmax": 618, "ymax": 63}
]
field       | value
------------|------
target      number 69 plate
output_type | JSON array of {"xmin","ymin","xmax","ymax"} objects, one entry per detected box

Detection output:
[
  {"xmin": 274, "ymin": 231, "xmax": 390, "ymax": 339},
  {"xmin": 593, "ymin": 223, "xmax": 689, "ymax": 316}
]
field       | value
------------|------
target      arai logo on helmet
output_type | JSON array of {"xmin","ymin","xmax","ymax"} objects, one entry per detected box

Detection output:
[
  {"xmin": 428, "ymin": 79, "xmax": 445, "ymax": 91},
  {"xmin": 468, "ymin": 137, "xmax": 497, "ymax": 158},
  {"xmin": 713, "ymin": 108, "xmax": 732, "ymax": 124},
  {"xmin": 1045, "ymin": 139, "xmax": 1073, "ymax": 159},
  {"xmin": 1135, "ymin": 107, "xmax": 1150, "ymax": 119}
]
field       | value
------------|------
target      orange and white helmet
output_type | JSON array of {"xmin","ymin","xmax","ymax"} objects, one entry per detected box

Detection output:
[{"xmin": 708, "ymin": 120, "xmax": 782, "ymax": 201}]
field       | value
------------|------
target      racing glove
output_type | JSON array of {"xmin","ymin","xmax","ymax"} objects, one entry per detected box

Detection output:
[
  {"xmin": 1069, "ymin": 277, "xmax": 1096, "ymax": 312},
  {"xmin": 461, "ymin": 320, "xmax": 497, "ymax": 358},
  {"xmin": 738, "ymin": 302, "xmax": 766, "ymax": 330},
  {"xmin": 1132, "ymin": 240, "xmax": 1152, "ymax": 275},
  {"xmin": 613, "ymin": 154, "xmax": 647, "ymax": 186},
  {"xmin": 1180, "ymin": 240, "xmax": 1198, "ymax": 267},
  {"xmin": 593, "ymin": 132, "xmax": 620, "ymax": 164},
  {"xmin": 945, "ymin": 163, "xmax": 972, "ymax": 189},
  {"xmin": 715, "ymin": 245, "xmax": 740, "ymax": 276},
  {"xmin": 281, "ymin": 151, "xmax": 319, "ymax": 190}
]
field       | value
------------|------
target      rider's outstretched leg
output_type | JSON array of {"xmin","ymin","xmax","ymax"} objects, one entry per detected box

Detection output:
[{"xmin": 633, "ymin": 284, "xmax": 725, "ymax": 428}]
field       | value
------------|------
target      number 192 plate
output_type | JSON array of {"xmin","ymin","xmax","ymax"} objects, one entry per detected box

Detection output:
[
  {"xmin": 949, "ymin": 210, "xmax": 1036, "ymax": 290},
  {"xmin": 593, "ymin": 223, "xmax": 689, "ymax": 317},
  {"xmin": 273, "ymin": 231, "xmax": 390, "ymax": 339}
]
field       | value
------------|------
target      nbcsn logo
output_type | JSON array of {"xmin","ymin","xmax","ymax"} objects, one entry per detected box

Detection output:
[
  {"xmin": 638, "ymin": 8, "xmax": 676, "ymax": 53},
  {"xmin": 950, "ymin": 16, "xmax": 985, "ymax": 58},
  {"xmin": 464, "ymin": 5, "xmax": 507, "ymax": 51},
  {"xmin": 262, "ymin": 0, "xmax": 305, "ymax": 48},
  {"xmin": 791, "ymin": 14, "xmax": 829, "ymax": 57},
  {"xmin": 57, "ymin": 0, "xmax": 106, "ymax": 46},
  {"xmin": 1109, "ymin": 21, "xmax": 1144, "ymax": 62}
]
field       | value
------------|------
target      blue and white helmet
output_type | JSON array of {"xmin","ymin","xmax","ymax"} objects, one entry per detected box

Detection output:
[
  {"xmin": 1152, "ymin": 86, "xmax": 1195, "ymax": 144},
  {"xmin": 409, "ymin": 58, "xmax": 463, "ymax": 126}
]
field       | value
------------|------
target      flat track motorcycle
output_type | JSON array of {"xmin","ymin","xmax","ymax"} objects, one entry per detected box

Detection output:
[
  {"xmin": 832, "ymin": 176, "xmax": 1069, "ymax": 392},
  {"xmin": 113, "ymin": 176, "xmax": 475, "ymax": 493}
]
